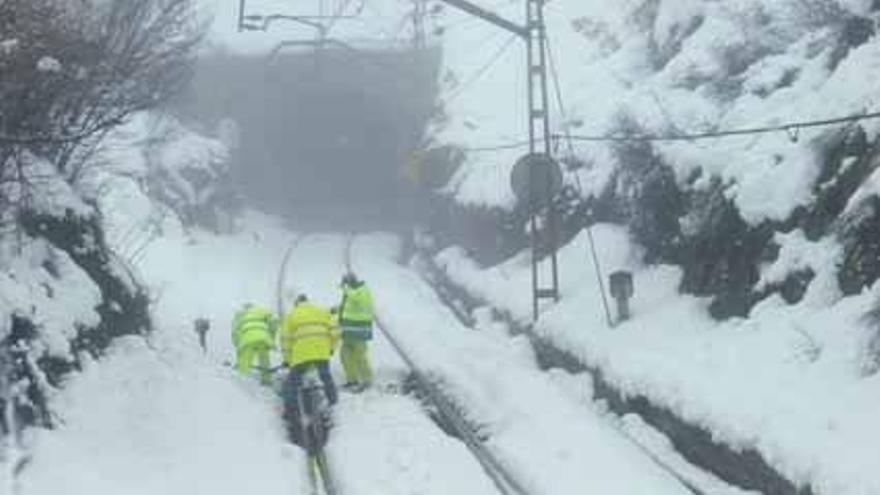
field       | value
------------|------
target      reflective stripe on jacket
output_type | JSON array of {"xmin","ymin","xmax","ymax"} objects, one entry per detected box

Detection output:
[
  {"xmin": 341, "ymin": 323, "xmax": 373, "ymax": 341},
  {"xmin": 281, "ymin": 302, "xmax": 339, "ymax": 367}
]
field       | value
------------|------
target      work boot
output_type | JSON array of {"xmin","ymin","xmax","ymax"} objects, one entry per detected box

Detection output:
[{"xmin": 343, "ymin": 381, "xmax": 360, "ymax": 391}]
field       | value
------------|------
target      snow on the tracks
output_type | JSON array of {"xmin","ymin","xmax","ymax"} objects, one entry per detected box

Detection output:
[
  {"xmin": 328, "ymin": 384, "xmax": 497, "ymax": 495},
  {"xmin": 288, "ymin": 234, "xmax": 497, "ymax": 495},
  {"xmin": 437, "ymin": 225, "xmax": 880, "ymax": 495},
  {"xmin": 352, "ymin": 233, "xmax": 693, "ymax": 495},
  {"xmin": 20, "ymin": 211, "xmax": 303, "ymax": 495}
]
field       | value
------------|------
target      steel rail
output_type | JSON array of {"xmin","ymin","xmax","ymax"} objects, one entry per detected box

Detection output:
[
  {"xmin": 343, "ymin": 236, "xmax": 532, "ymax": 495},
  {"xmin": 276, "ymin": 234, "xmax": 339, "ymax": 495},
  {"xmin": 418, "ymin": 253, "xmax": 712, "ymax": 495}
]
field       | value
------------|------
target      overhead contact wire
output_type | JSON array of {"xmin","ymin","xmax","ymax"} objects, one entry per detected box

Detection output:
[
  {"xmin": 460, "ymin": 111, "xmax": 880, "ymax": 152},
  {"xmin": 545, "ymin": 32, "xmax": 614, "ymax": 328}
]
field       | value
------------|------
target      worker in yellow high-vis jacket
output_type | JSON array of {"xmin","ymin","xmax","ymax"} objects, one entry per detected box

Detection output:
[
  {"xmin": 231, "ymin": 303, "xmax": 277, "ymax": 385},
  {"xmin": 280, "ymin": 294, "xmax": 340, "ymax": 409},
  {"xmin": 338, "ymin": 272, "xmax": 374, "ymax": 391}
]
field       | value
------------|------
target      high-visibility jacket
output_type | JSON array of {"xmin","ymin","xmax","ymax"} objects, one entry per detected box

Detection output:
[
  {"xmin": 232, "ymin": 305, "xmax": 276, "ymax": 350},
  {"xmin": 339, "ymin": 283, "xmax": 374, "ymax": 326},
  {"xmin": 281, "ymin": 302, "xmax": 339, "ymax": 367}
]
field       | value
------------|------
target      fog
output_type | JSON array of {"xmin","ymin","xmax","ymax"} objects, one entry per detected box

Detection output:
[{"xmin": 177, "ymin": 45, "xmax": 440, "ymax": 231}]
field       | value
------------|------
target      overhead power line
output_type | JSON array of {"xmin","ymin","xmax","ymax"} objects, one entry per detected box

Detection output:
[
  {"xmin": 436, "ymin": 0, "xmax": 520, "ymax": 33},
  {"xmin": 566, "ymin": 111, "xmax": 880, "ymax": 143},
  {"xmin": 545, "ymin": 31, "xmax": 573, "ymax": 157},
  {"xmin": 323, "ymin": 0, "xmax": 359, "ymax": 36},
  {"xmin": 546, "ymin": 32, "xmax": 615, "ymax": 328},
  {"xmin": 443, "ymin": 33, "xmax": 518, "ymax": 104},
  {"xmin": 460, "ymin": 110, "xmax": 880, "ymax": 153}
]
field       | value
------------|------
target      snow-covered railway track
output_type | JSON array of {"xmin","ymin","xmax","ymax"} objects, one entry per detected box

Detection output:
[
  {"xmin": 341, "ymin": 237, "xmax": 533, "ymax": 495},
  {"xmin": 278, "ymin": 234, "xmax": 501, "ymax": 495},
  {"xmin": 348, "ymin": 234, "xmax": 712, "ymax": 494},
  {"xmin": 306, "ymin": 450, "xmax": 338, "ymax": 495},
  {"xmin": 417, "ymin": 256, "xmax": 716, "ymax": 495},
  {"xmin": 275, "ymin": 233, "xmax": 339, "ymax": 495},
  {"xmin": 283, "ymin": 234, "xmax": 695, "ymax": 495}
]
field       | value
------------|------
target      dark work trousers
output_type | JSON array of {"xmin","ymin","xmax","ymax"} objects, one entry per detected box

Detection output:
[
  {"xmin": 283, "ymin": 360, "xmax": 338, "ymax": 410},
  {"xmin": 282, "ymin": 361, "xmax": 336, "ymax": 446}
]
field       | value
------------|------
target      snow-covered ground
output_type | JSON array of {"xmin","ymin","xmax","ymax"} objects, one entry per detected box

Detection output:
[
  {"xmin": 284, "ymin": 235, "xmax": 498, "ymax": 495},
  {"xmin": 19, "ymin": 198, "xmax": 306, "ymax": 494},
  {"xmin": 10, "ymin": 123, "xmax": 305, "ymax": 493},
  {"xmin": 436, "ymin": 224, "xmax": 880, "ymax": 495},
  {"xmin": 352, "ymin": 234, "xmax": 697, "ymax": 495},
  {"xmin": 21, "ymin": 201, "xmax": 724, "ymax": 494},
  {"xmin": 426, "ymin": 2, "xmax": 880, "ymax": 493},
  {"xmin": 21, "ymin": 336, "xmax": 305, "ymax": 495},
  {"xmin": 17, "ymin": 195, "xmax": 501, "ymax": 495},
  {"xmin": 12, "ymin": 2, "xmax": 880, "ymax": 494}
]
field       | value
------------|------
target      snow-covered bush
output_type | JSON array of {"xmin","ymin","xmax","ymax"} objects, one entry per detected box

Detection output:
[
  {"xmin": 145, "ymin": 119, "xmax": 239, "ymax": 232},
  {"xmin": 0, "ymin": 0, "xmax": 201, "ymax": 457},
  {"xmin": 0, "ymin": 0, "xmax": 202, "ymax": 184},
  {"xmin": 88, "ymin": 114, "xmax": 241, "ymax": 235},
  {"xmin": 1, "ymin": 155, "xmax": 150, "ymax": 438}
]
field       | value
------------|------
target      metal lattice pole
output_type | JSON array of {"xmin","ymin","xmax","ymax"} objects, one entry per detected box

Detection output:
[{"xmin": 526, "ymin": 0, "xmax": 559, "ymax": 319}]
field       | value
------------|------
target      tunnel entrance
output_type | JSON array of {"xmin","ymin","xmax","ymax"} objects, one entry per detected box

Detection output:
[{"xmin": 179, "ymin": 45, "xmax": 440, "ymax": 231}]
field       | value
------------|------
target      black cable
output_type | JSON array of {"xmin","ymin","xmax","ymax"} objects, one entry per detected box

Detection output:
[
  {"xmin": 343, "ymin": 236, "xmax": 532, "ymax": 495},
  {"xmin": 565, "ymin": 111, "xmax": 880, "ymax": 142},
  {"xmin": 358, "ymin": 1, "xmax": 396, "ymax": 39},
  {"xmin": 460, "ymin": 110, "xmax": 880, "ymax": 152},
  {"xmin": 452, "ymin": 23, "xmax": 879, "ymax": 152},
  {"xmin": 464, "ymin": 138, "xmax": 534, "ymax": 152},
  {"xmin": 546, "ymin": 32, "xmax": 615, "ymax": 329},
  {"xmin": 545, "ymin": 31, "xmax": 574, "ymax": 157},
  {"xmin": 436, "ymin": 0, "xmax": 518, "ymax": 33},
  {"xmin": 443, "ymin": 33, "xmax": 518, "ymax": 104},
  {"xmin": 323, "ymin": 0, "xmax": 358, "ymax": 37}
]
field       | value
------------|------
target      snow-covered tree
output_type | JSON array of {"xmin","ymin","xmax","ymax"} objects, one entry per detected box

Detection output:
[
  {"xmin": 0, "ymin": 0, "xmax": 202, "ymax": 458},
  {"xmin": 0, "ymin": 0, "xmax": 202, "ymax": 198}
]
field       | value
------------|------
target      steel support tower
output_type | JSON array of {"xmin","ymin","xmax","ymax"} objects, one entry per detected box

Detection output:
[
  {"xmin": 524, "ymin": 0, "xmax": 559, "ymax": 318},
  {"xmin": 439, "ymin": 0, "xmax": 560, "ymax": 319}
]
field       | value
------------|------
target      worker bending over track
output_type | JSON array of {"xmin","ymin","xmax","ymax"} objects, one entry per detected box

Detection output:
[{"xmin": 231, "ymin": 303, "xmax": 277, "ymax": 385}]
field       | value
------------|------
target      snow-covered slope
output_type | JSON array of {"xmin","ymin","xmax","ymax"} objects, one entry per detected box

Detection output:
[
  {"xmin": 282, "ymin": 235, "xmax": 499, "ymax": 495},
  {"xmin": 436, "ymin": 225, "xmax": 880, "ymax": 495},
  {"xmin": 14, "ymin": 155, "xmax": 498, "ymax": 494},
  {"xmin": 14, "ymin": 137, "xmax": 304, "ymax": 493},
  {"xmin": 21, "ymin": 336, "xmax": 305, "ymax": 495},
  {"xmin": 353, "ymin": 234, "xmax": 696, "ymax": 495},
  {"xmin": 88, "ymin": 113, "xmax": 237, "ymax": 235}
]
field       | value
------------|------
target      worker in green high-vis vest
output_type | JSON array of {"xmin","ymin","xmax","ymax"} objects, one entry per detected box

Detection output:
[
  {"xmin": 231, "ymin": 303, "xmax": 277, "ymax": 385},
  {"xmin": 337, "ymin": 272, "xmax": 374, "ymax": 391}
]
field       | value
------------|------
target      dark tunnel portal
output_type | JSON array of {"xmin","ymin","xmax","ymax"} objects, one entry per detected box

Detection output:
[{"xmin": 183, "ymin": 47, "xmax": 439, "ymax": 231}]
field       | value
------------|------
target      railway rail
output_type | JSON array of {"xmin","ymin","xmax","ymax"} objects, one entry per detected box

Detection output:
[{"xmin": 276, "ymin": 233, "xmax": 705, "ymax": 495}]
